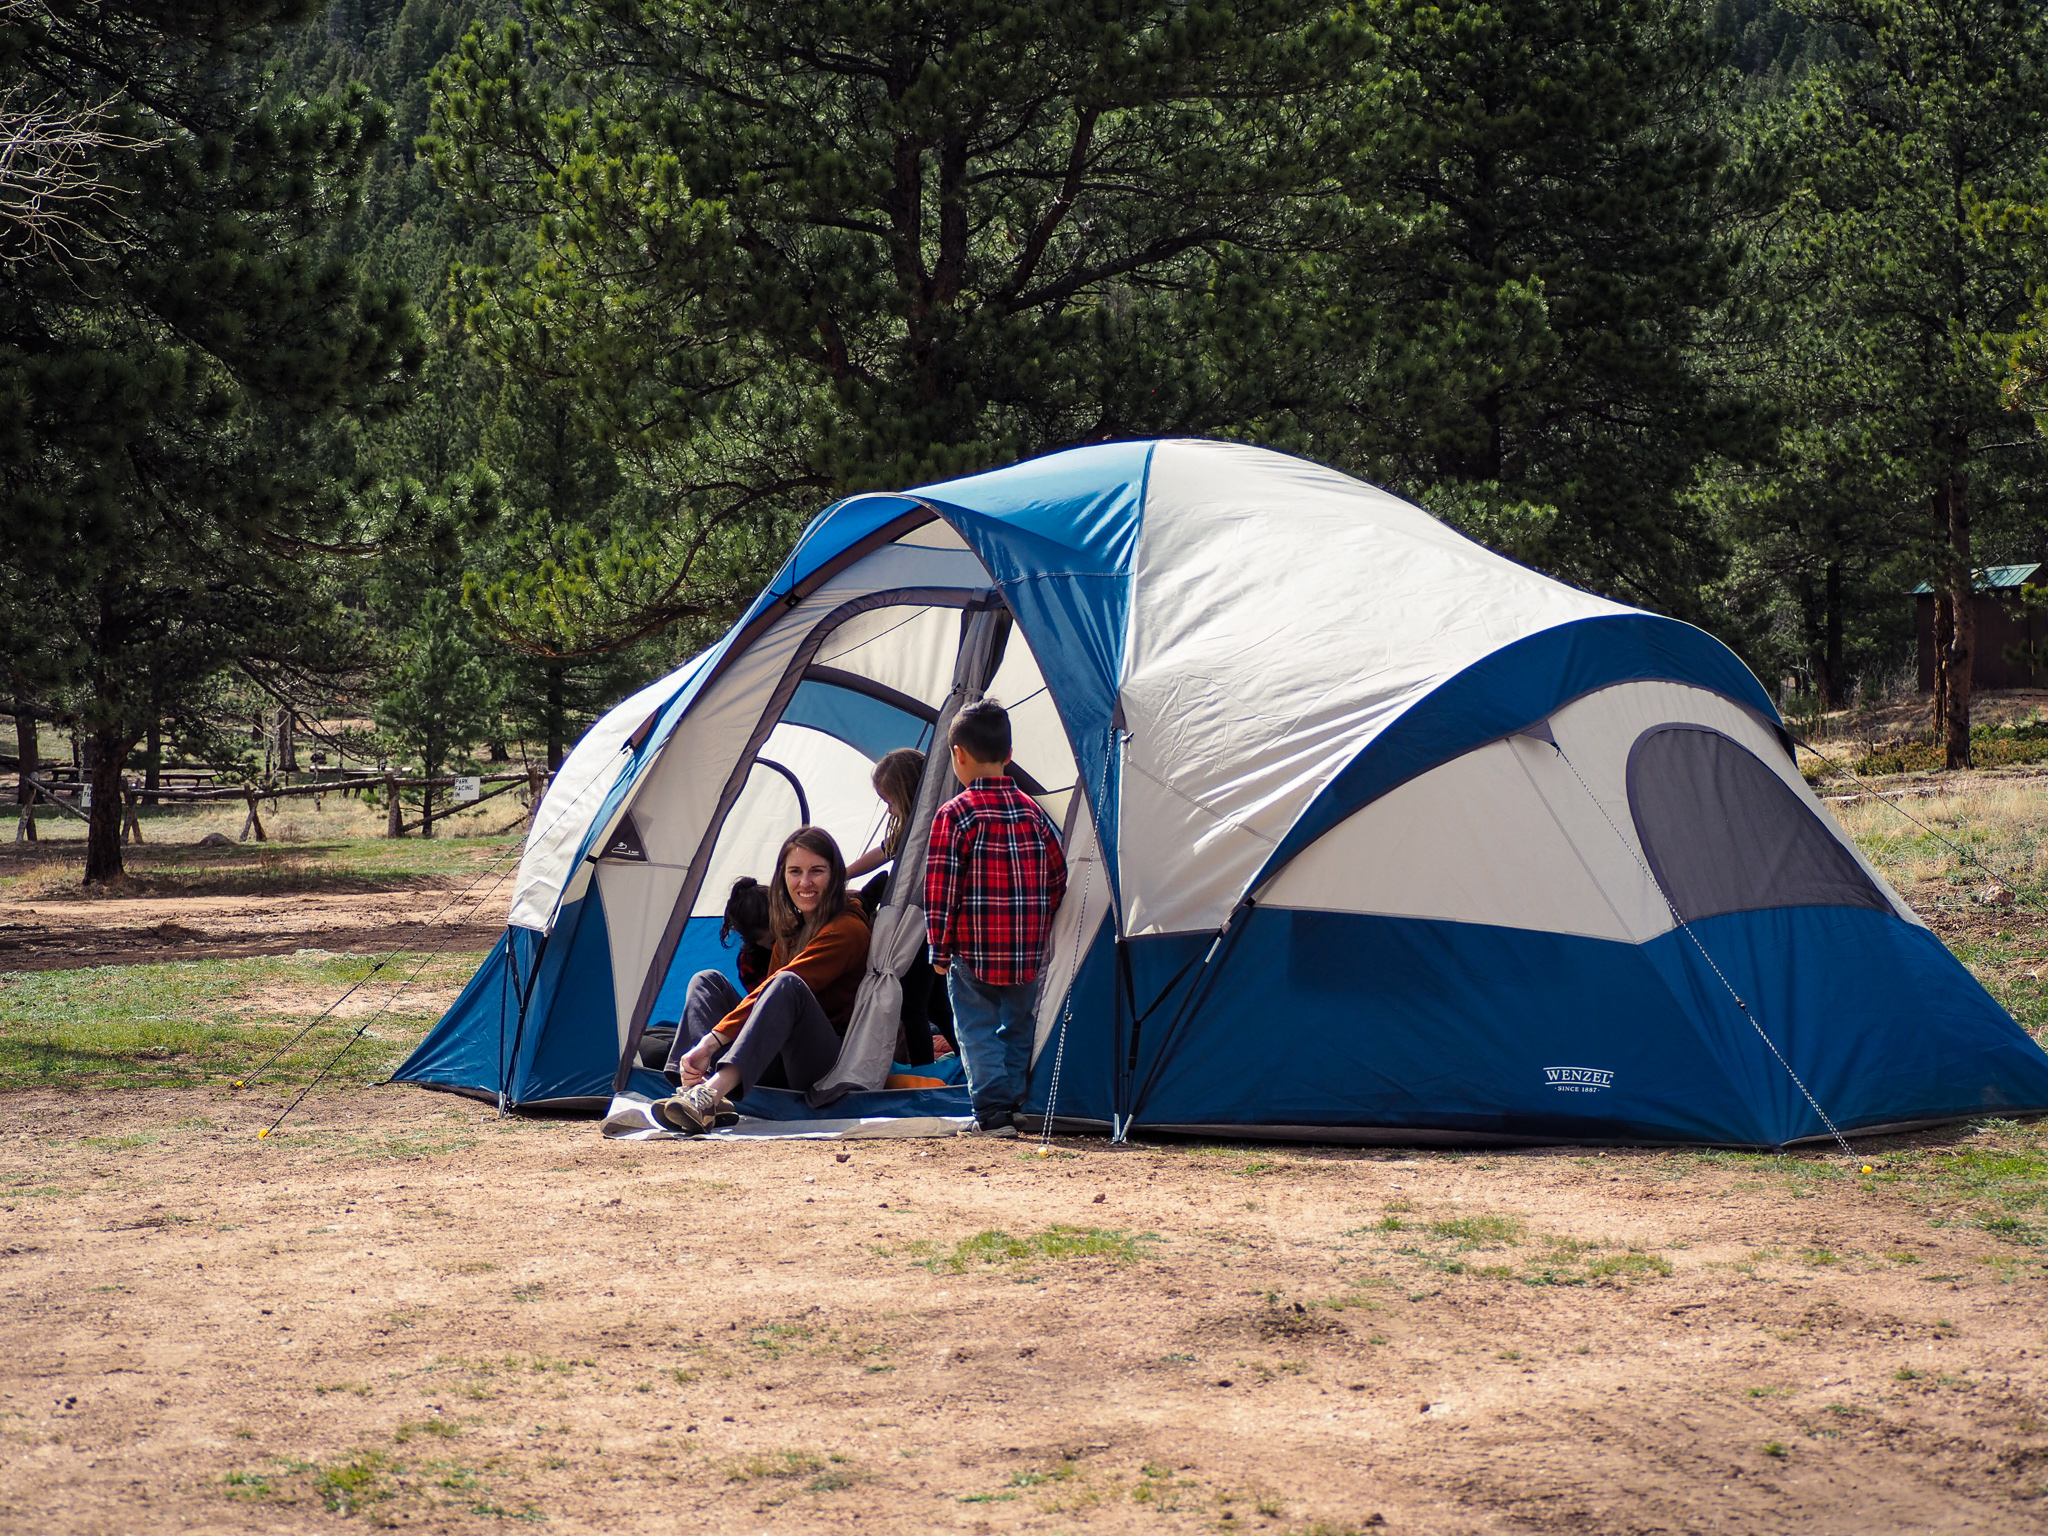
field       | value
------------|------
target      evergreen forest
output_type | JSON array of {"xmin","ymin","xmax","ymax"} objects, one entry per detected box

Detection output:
[{"xmin": 7, "ymin": 0, "xmax": 2048, "ymax": 881}]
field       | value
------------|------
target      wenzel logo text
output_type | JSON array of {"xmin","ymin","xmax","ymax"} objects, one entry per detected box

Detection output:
[{"xmin": 1543, "ymin": 1066, "xmax": 1614, "ymax": 1094}]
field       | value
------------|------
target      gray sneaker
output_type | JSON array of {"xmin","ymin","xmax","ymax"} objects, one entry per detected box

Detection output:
[
  {"xmin": 963, "ymin": 1117, "xmax": 1018, "ymax": 1139},
  {"xmin": 653, "ymin": 1082, "xmax": 729, "ymax": 1134}
]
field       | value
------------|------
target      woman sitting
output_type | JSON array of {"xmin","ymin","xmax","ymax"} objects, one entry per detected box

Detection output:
[{"xmin": 654, "ymin": 826, "xmax": 871, "ymax": 1134}]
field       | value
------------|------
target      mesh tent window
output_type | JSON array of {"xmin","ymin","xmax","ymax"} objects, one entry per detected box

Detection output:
[{"xmin": 1625, "ymin": 725, "xmax": 1890, "ymax": 923}]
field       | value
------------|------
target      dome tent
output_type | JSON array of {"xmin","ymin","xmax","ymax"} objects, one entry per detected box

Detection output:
[{"xmin": 395, "ymin": 439, "xmax": 2048, "ymax": 1147}]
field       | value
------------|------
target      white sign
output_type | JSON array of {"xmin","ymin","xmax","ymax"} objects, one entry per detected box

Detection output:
[
  {"xmin": 454, "ymin": 775, "xmax": 482, "ymax": 804},
  {"xmin": 79, "ymin": 784, "xmax": 91, "ymax": 809}
]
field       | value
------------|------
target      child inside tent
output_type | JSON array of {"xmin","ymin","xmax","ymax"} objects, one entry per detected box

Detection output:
[
  {"xmin": 636, "ymin": 876, "xmax": 773, "ymax": 1068},
  {"xmin": 848, "ymin": 747, "xmax": 950, "ymax": 1065}
]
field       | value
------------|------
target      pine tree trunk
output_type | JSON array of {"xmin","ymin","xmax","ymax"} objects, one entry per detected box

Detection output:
[
  {"xmin": 82, "ymin": 724, "xmax": 133, "ymax": 885},
  {"xmin": 144, "ymin": 719, "xmax": 159, "ymax": 806},
  {"xmin": 1822, "ymin": 560, "xmax": 1847, "ymax": 710},
  {"xmin": 546, "ymin": 662, "xmax": 566, "ymax": 771},
  {"xmin": 1932, "ymin": 594, "xmax": 1953, "ymax": 744},
  {"xmin": 1937, "ymin": 434, "xmax": 1973, "ymax": 771},
  {"xmin": 422, "ymin": 729, "xmax": 439, "ymax": 839},
  {"xmin": 14, "ymin": 697, "xmax": 36, "ymax": 806},
  {"xmin": 14, "ymin": 697, "xmax": 37, "ymax": 842}
]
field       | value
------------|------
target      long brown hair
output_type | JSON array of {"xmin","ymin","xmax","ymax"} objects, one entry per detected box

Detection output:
[
  {"xmin": 768, "ymin": 825, "xmax": 853, "ymax": 951},
  {"xmin": 871, "ymin": 747, "xmax": 925, "ymax": 857}
]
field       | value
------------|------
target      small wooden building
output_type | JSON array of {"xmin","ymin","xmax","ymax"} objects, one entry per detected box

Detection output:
[{"xmin": 1914, "ymin": 564, "xmax": 2046, "ymax": 689}]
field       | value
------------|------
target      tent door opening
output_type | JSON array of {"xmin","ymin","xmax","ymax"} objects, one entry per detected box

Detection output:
[{"xmin": 611, "ymin": 589, "xmax": 1020, "ymax": 1093}]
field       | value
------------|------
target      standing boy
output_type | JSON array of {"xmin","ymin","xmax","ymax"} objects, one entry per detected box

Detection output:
[{"xmin": 924, "ymin": 698, "xmax": 1067, "ymax": 1137}]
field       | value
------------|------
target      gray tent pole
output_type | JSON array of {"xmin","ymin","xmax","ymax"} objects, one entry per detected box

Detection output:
[{"xmin": 807, "ymin": 598, "xmax": 1005, "ymax": 1105}]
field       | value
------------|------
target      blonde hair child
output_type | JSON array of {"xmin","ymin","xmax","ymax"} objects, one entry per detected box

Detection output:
[{"xmin": 845, "ymin": 747, "xmax": 926, "ymax": 879}]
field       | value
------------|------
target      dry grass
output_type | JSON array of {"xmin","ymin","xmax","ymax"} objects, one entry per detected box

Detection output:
[
  {"xmin": 1831, "ymin": 781, "xmax": 2048, "ymax": 893},
  {"xmin": 1829, "ymin": 779, "xmax": 2048, "ymax": 1042}
]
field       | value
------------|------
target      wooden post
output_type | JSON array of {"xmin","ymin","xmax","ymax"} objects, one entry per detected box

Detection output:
[
  {"xmin": 122, "ymin": 784, "xmax": 143, "ymax": 845},
  {"xmin": 240, "ymin": 787, "xmax": 266, "ymax": 843},
  {"xmin": 386, "ymin": 773, "xmax": 402, "ymax": 838},
  {"xmin": 14, "ymin": 781, "xmax": 33, "ymax": 844},
  {"xmin": 527, "ymin": 766, "xmax": 544, "ymax": 824},
  {"xmin": 143, "ymin": 720, "xmax": 160, "ymax": 806}
]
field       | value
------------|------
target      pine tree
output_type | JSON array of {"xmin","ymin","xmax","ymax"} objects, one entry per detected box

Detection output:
[
  {"xmin": 1301, "ymin": 0, "xmax": 1765, "ymax": 616},
  {"xmin": 0, "ymin": 0, "xmax": 422, "ymax": 881},
  {"xmin": 1761, "ymin": 0, "xmax": 2048, "ymax": 765},
  {"xmin": 280, "ymin": 2, "xmax": 710, "ymax": 759},
  {"xmin": 375, "ymin": 589, "xmax": 494, "ymax": 834},
  {"xmin": 461, "ymin": 375, "xmax": 720, "ymax": 767},
  {"xmin": 421, "ymin": 0, "xmax": 1365, "ymax": 633}
]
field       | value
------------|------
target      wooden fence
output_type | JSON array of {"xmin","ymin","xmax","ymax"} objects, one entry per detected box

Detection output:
[{"xmin": 13, "ymin": 768, "xmax": 551, "ymax": 844}]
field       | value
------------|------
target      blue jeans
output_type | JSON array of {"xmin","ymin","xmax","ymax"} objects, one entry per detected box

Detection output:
[{"xmin": 946, "ymin": 963, "xmax": 1040, "ymax": 1124}]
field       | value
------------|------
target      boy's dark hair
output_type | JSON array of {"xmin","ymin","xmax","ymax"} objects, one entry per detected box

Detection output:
[{"xmin": 949, "ymin": 698, "xmax": 1011, "ymax": 764}]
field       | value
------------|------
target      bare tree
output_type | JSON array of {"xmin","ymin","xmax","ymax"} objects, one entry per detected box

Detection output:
[{"xmin": 0, "ymin": 0, "xmax": 161, "ymax": 264}]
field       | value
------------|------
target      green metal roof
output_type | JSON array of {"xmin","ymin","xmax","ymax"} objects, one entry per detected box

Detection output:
[{"xmin": 1909, "ymin": 563, "xmax": 2041, "ymax": 595}]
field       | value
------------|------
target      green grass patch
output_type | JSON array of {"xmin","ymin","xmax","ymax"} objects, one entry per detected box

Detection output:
[
  {"xmin": 224, "ymin": 1444, "xmax": 534, "ymax": 1522},
  {"xmin": 1426, "ymin": 1214, "xmax": 1523, "ymax": 1249},
  {"xmin": 911, "ymin": 1225, "xmax": 1153, "ymax": 1274},
  {"xmin": 727, "ymin": 1449, "xmax": 829, "ymax": 1482},
  {"xmin": 0, "ymin": 952, "xmax": 478, "ymax": 1090},
  {"xmin": 1512, "ymin": 1234, "xmax": 1673, "ymax": 1286},
  {"xmin": 745, "ymin": 1322, "xmax": 815, "ymax": 1359},
  {"xmin": 1847, "ymin": 1120, "xmax": 2048, "ymax": 1247},
  {"xmin": 392, "ymin": 1419, "xmax": 459, "ymax": 1443},
  {"xmin": 314, "ymin": 1451, "xmax": 399, "ymax": 1514},
  {"xmin": 1585, "ymin": 1250, "xmax": 1672, "ymax": 1281}
]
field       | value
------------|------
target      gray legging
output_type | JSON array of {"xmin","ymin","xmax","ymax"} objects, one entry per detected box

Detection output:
[{"xmin": 662, "ymin": 970, "xmax": 842, "ymax": 1099}]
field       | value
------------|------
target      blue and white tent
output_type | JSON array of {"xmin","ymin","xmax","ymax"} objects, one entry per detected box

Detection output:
[{"xmin": 396, "ymin": 439, "xmax": 2048, "ymax": 1146}]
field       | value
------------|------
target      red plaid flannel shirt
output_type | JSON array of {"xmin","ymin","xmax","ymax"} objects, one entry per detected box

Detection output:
[{"xmin": 924, "ymin": 776, "xmax": 1067, "ymax": 987}]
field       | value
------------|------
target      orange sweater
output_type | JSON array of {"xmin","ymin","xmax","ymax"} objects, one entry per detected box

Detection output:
[{"xmin": 713, "ymin": 909, "xmax": 871, "ymax": 1040}]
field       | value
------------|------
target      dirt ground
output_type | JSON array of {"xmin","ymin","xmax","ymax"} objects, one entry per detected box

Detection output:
[
  {"xmin": 3, "ymin": 1088, "xmax": 2047, "ymax": 1536},
  {"xmin": 0, "ymin": 828, "xmax": 511, "ymax": 972},
  {"xmin": 6, "ymin": 800, "xmax": 2048, "ymax": 1535},
  {"xmin": 0, "ymin": 889, "xmax": 503, "ymax": 973}
]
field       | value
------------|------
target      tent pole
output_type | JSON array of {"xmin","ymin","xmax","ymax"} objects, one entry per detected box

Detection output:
[
  {"xmin": 499, "ymin": 935, "xmax": 522, "ymax": 1119},
  {"xmin": 500, "ymin": 929, "xmax": 547, "ymax": 1115},
  {"xmin": 1124, "ymin": 897, "xmax": 1258, "ymax": 1124}
]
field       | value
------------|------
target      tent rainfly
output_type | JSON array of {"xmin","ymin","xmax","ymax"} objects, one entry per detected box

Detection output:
[{"xmin": 396, "ymin": 439, "xmax": 2048, "ymax": 1147}]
